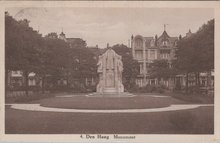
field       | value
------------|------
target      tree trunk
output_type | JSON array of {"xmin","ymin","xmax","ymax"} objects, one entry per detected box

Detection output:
[
  {"xmin": 24, "ymin": 70, "xmax": 29, "ymax": 96},
  {"xmin": 194, "ymin": 72, "xmax": 200, "ymax": 94},
  {"xmin": 5, "ymin": 69, "xmax": 9, "ymax": 96},
  {"xmin": 195, "ymin": 72, "xmax": 198, "ymax": 86},
  {"xmin": 197, "ymin": 72, "xmax": 200, "ymax": 87},
  {"xmin": 207, "ymin": 70, "xmax": 212, "ymax": 89},
  {"xmin": 41, "ymin": 75, "xmax": 45, "ymax": 94},
  {"xmin": 186, "ymin": 72, "xmax": 189, "ymax": 93},
  {"xmin": 158, "ymin": 77, "xmax": 161, "ymax": 86},
  {"xmin": 66, "ymin": 72, "xmax": 69, "ymax": 88}
]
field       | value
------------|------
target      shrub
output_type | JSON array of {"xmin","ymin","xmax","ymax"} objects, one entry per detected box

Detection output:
[
  {"xmin": 128, "ymin": 84, "xmax": 166, "ymax": 93},
  {"xmin": 127, "ymin": 84, "xmax": 139, "ymax": 92},
  {"xmin": 7, "ymin": 85, "xmax": 41, "ymax": 92}
]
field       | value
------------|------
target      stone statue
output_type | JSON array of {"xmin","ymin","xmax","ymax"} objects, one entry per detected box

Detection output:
[{"xmin": 96, "ymin": 48, "xmax": 124, "ymax": 93}]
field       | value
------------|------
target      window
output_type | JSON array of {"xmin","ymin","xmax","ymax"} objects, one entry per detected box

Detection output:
[
  {"xmin": 161, "ymin": 53, "xmax": 170, "ymax": 59},
  {"xmin": 135, "ymin": 38, "xmax": 143, "ymax": 49},
  {"xmin": 162, "ymin": 41, "xmax": 169, "ymax": 46},
  {"xmin": 140, "ymin": 64, "xmax": 143, "ymax": 74},
  {"xmin": 150, "ymin": 40, "xmax": 154, "ymax": 47},
  {"xmin": 150, "ymin": 50, "xmax": 155, "ymax": 59},
  {"xmin": 145, "ymin": 50, "xmax": 148, "ymax": 59},
  {"xmin": 135, "ymin": 51, "xmax": 143, "ymax": 60}
]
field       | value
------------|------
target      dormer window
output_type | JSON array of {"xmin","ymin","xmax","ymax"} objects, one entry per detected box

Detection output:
[{"xmin": 162, "ymin": 41, "xmax": 168, "ymax": 46}]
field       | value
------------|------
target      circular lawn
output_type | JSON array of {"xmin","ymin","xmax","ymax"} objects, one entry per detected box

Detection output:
[{"xmin": 33, "ymin": 94, "xmax": 187, "ymax": 110}]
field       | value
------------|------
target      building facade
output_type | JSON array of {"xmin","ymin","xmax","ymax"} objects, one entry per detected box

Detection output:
[
  {"xmin": 7, "ymin": 71, "xmax": 39, "ymax": 88},
  {"xmin": 131, "ymin": 29, "xmax": 179, "ymax": 87},
  {"xmin": 131, "ymin": 29, "xmax": 214, "ymax": 93}
]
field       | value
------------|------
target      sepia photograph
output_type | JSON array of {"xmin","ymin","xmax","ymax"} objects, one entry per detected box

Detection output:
[{"xmin": 1, "ymin": 1, "xmax": 219, "ymax": 142}]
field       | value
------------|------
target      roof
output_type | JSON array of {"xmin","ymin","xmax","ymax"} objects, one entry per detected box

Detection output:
[
  {"xmin": 144, "ymin": 37, "xmax": 154, "ymax": 41},
  {"xmin": 157, "ymin": 31, "xmax": 178, "ymax": 46},
  {"xmin": 66, "ymin": 38, "xmax": 83, "ymax": 43},
  {"xmin": 60, "ymin": 32, "xmax": 65, "ymax": 36},
  {"xmin": 169, "ymin": 37, "xmax": 178, "ymax": 43},
  {"xmin": 88, "ymin": 47, "xmax": 105, "ymax": 56},
  {"xmin": 158, "ymin": 30, "xmax": 170, "ymax": 40},
  {"xmin": 144, "ymin": 37, "xmax": 154, "ymax": 47},
  {"xmin": 11, "ymin": 71, "xmax": 36, "ymax": 77}
]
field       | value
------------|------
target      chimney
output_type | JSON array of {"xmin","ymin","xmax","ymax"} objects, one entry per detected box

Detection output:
[
  {"xmin": 179, "ymin": 34, "xmax": 182, "ymax": 40},
  {"xmin": 186, "ymin": 29, "xmax": 192, "ymax": 38},
  {"xmin": 128, "ymin": 39, "xmax": 130, "ymax": 48},
  {"xmin": 155, "ymin": 35, "xmax": 158, "ymax": 46},
  {"xmin": 131, "ymin": 34, "xmax": 134, "ymax": 40}
]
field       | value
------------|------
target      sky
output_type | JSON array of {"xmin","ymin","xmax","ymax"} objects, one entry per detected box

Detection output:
[{"xmin": 6, "ymin": 8, "xmax": 214, "ymax": 48}]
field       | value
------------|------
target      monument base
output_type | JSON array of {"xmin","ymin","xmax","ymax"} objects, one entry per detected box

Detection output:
[
  {"xmin": 103, "ymin": 88, "xmax": 117, "ymax": 93},
  {"xmin": 87, "ymin": 92, "xmax": 135, "ymax": 97}
]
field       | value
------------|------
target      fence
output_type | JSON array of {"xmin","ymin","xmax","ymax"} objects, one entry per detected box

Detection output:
[{"xmin": 6, "ymin": 90, "xmax": 50, "ymax": 98}]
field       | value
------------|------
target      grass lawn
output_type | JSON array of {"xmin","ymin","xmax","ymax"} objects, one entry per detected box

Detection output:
[
  {"xmin": 169, "ymin": 92, "xmax": 214, "ymax": 104},
  {"xmin": 36, "ymin": 94, "xmax": 188, "ymax": 110},
  {"xmin": 5, "ymin": 92, "xmax": 214, "ymax": 134}
]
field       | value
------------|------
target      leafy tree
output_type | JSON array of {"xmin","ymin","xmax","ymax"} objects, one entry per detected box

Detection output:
[
  {"xmin": 45, "ymin": 32, "xmax": 58, "ymax": 39},
  {"xmin": 68, "ymin": 42, "xmax": 97, "ymax": 88},
  {"xmin": 5, "ymin": 12, "xmax": 42, "ymax": 95},
  {"xmin": 36, "ymin": 33, "xmax": 70, "ymax": 92},
  {"xmin": 149, "ymin": 59, "xmax": 177, "ymax": 85},
  {"xmin": 193, "ymin": 19, "xmax": 214, "ymax": 72},
  {"xmin": 5, "ymin": 12, "xmax": 21, "ymax": 88},
  {"xmin": 175, "ymin": 19, "xmax": 214, "ymax": 92},
  {"xmin": 5, "ymin": 12, "xmax": 96, "ymax": 93},
  {"xmin": 69, "ymin": 38, "xmax": 87, "ymax": 49}
]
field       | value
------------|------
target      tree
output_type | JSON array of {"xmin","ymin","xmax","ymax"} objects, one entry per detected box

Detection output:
[
  {"xmin": 111, "ymin": 44, "xmax": 139, "ymax": 89},
  {"xmin": 149, "ymin": 59, "xmax": 177, "ymax": 85},
  {"xmin": 36, "ymin": 33, "xmax": 70, "ymax": 92},
  {"xmin": 175, "ymin": 19, "xmax": 214, "ymax": 92},
  {"xmin": 5, "ymin": 12, "xmax": 42, "ymax": 95},
  {"xmin": 5, "ymin": 12, "xmax": 21, "ymax": 89},
  {"xmin": 68, "ymin": 41, "xmax": 97, "ymax": 88},
  {"xmin": 69, "ymin": 38, "xmax": 87, "ymax": 49},
  {"xmin": 193, "ymin": 19, "xmax": 214, "ymax": 72},
  {"xmin": 5, "ymin": 12, "xmax": 96, "ymax": 94}
]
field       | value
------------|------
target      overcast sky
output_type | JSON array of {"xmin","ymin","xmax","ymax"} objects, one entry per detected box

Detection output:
[{"xmin": 7, "ymin": 8, "xmax": 214, "ymax": 48}]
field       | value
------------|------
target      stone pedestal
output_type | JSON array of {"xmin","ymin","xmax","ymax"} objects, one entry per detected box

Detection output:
[{"xmin": 96, "ymin": 48, "xmax": 124, "ymax": 93}]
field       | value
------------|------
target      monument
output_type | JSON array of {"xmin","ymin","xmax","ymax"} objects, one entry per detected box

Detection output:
[{"xmin": 96, "ymin": 47, "xmax": 124, "ymax": 93}]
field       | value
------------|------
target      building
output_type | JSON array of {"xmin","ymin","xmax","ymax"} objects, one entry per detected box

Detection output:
[
  {"xmin": 59, "ymin": 31, "xmax": 87, "ymax": 49},
  {"xmin": 7, "ymin": 71, "xmax": 39, "ymax": 88},
  {"xmin": 131, "ymin": 28, "xmax": 179, "ymax": 87},
  {"xmin": 131, "ymin": 28, "xmax": 214, "ymax": 93}
]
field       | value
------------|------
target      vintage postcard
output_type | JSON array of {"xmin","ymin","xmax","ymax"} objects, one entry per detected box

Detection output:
[{"xmin": 0, "ymin": 1, "xmax": 220, "ymax": 143}]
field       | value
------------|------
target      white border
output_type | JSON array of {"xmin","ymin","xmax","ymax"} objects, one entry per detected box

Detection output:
[{"xmin": 0, "ymin": 1, "xmax": 220, "ymax": 143}]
